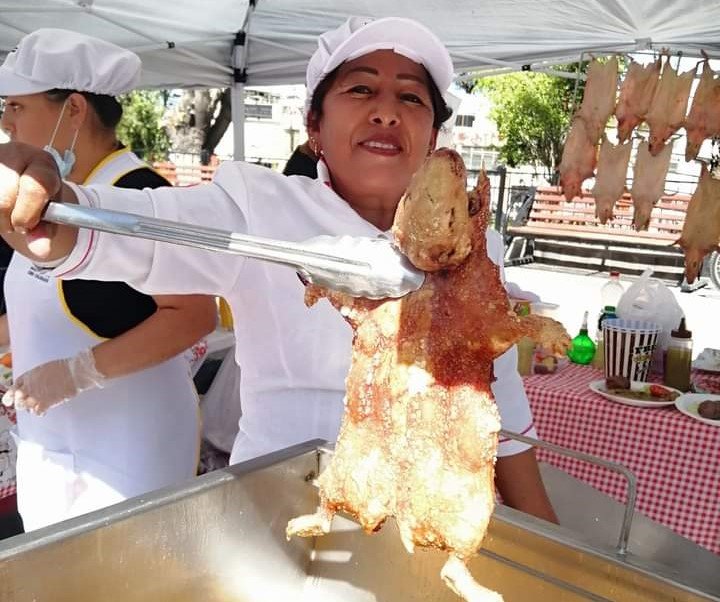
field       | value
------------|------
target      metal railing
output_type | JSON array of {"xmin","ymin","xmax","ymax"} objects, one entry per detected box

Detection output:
[{"xmin": 500, "ymin": 429, "xmax": 638, "ymax": 556}]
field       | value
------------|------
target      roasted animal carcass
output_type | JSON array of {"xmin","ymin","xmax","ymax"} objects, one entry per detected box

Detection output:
[
  {"xmin": 677, "ymin": 164, "xmax": 720, "ymax": 283},
  {"xmin": 287, "ymin": 149, "xmax": 570, "ymax": 602},
  {"xmin": 684, "ymin": 60, "xmax": 720, "ymax": 162},
  {"xmin": 559, "ymin": 116, "xmax": 597, "ymax": 201},
  {"xmin": 559, "ymin": 57, "xmax": 618, "ymax": 201},
  {"xmin": 615, "ymin": 58, "xmax": 661, "ymax": 142},
  {"xmin": 592, "ymin": 135, "xmax": 632, "ymax": 224},
  {"xmin": 630, "ymin": 140, "xmax": 673, "ymax": 230},
  {"xmin": 645, "ymin": 57, "xmax": 695, "ymax": 156},
  {"xmin": 576, "ymin": 57, "xmax": 618, "ymax": 144},
  {"xmin": 392, "ymin": 146, "xmax": 472, "ymax": 270}
]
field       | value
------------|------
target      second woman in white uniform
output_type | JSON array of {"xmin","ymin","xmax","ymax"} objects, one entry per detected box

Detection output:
[
  {"xmin": 0, "ymin": 30, "xmax": 217, "ymax": 530},
  {"xmin": 0, "ymin": 18, "xmax": 557, "ymax": 522}
]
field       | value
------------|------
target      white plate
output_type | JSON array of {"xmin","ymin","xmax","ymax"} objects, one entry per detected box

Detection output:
[
  {"xmin": 692, "ymin": 348, "xmax": 720, "ymax": 373},
  {"xmin": 674, "ymin": 393, "xmax": 720, "ymax": 427},
  {"xmin": 589, "ymin": 379, "xmax": 680, "ymax": 408}
]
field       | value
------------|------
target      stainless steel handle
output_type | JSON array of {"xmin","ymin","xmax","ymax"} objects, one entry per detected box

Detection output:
[
  {"xmin": 500, "ymin": 429, "xmax": 637, "ymax": 556},
  {"xmin": 43, "ymin": 202, "xmax": 425, "ymax": 299},
  {"xmin": 43, "ymin": 201, "xmax": 369, "ymax": 273}
]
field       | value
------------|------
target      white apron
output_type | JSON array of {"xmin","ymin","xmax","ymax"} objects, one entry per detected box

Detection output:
[{"xmin": 5, "ymin": 149, "xmax": 200, "ymax": 531}]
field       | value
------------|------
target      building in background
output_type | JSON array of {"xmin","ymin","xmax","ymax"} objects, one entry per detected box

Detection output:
[
  {"xmin": 213, "ymin": 85, "xmax": 306, "ymax": 172},
  {"xmin": 217, "ymin": 84, "xmax": 510, "ymax": 183},
  {"xmin": 447, "ymin": 88, "xmax": 501, "ymax": 177}
]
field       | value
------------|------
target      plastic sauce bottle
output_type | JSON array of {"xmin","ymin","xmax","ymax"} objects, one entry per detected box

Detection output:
[
  {"xmin": 600, "ymin": 271, "xmax": 624, "ymax": 309},
  {"xmin": 664, "ymin": 318, "xmax": 693, "ymax": 392},
  {"xmin": 593, "ymin": 273, "xmax": 622, "ymax": 371},
  {"xmin": 568, "ymin": 311, "xmax": 596, "ymax": 365}
]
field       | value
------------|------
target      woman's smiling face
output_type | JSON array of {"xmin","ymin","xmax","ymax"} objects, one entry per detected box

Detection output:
[{"xmin": 308, "ymin": 50, "xmax": 438, "ymax": 219}]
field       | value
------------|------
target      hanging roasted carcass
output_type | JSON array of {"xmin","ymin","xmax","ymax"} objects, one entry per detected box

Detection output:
[
  {"xmin": 615, "ymin": 58, "xmax": 662, "ymax": 143},
  {"xmin": 559, "ymin": 116, "xmax": 597, "ymax": 201},
  {"xmin": 558, "ymin": 57, "xmax": 617, "ymax": 201},
  {"xmin": 576, "ymin": 56, "xmax": 619, "ymax": 144},
  {"xmin": 645, "ymin": 56, "xmax": 695, "ymax": 156},
  {"xmin": 592, "ymin": 135, "xmax": 632, "ymax": 224},
  {"xmin": 630, "ymin": 140, "xmax": 673, "ymax": 231},
  {"xmin": 684, "ymin": 60, "xmax": 720, "ymax": 162},
  {"xmin": 677, "ymin": 164, "xmax": 720, "ymax": 283},
  {"xmin": 287, "ymin": 148, "xmax": 570, "ymax": 602}
]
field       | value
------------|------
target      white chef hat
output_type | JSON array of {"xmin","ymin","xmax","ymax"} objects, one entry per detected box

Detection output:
[
  {"xmin": 305, "ymin": 16, "xmax": 454, "ymax": 116},
  {"xmin": 0, "ymin": 28, "xmax": 141, "ymax": 97}
]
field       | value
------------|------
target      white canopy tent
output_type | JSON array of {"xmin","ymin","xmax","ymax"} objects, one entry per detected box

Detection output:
[{"xmin": 2, "ymin": 0, "xmax": 720, "ymax": 158}]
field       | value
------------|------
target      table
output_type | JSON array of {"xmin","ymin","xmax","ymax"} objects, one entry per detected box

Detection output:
[{"xmin": 524, "ymin": 364, "xmax": 720, "ymax": 554}]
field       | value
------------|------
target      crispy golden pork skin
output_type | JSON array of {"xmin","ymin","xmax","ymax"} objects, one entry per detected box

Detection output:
[
  {"xmin": 287, "ymin": 149, "xmax": 570, "ymax": 602},
  {"xmin": 392, "ymin": 148, "xmax": 472, "ymax": 271}
]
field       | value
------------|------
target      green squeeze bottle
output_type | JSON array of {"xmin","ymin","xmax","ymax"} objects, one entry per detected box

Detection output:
[{"xmin": 568, "ymin": 310, "xmax": 596, "ymax": 365}]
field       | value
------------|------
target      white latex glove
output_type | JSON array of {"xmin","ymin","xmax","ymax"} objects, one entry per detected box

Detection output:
[{"xmin": 2, "ymin": 348, "xmax": 105, "ymax": 416}]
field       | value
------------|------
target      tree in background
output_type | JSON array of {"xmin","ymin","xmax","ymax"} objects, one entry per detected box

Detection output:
[
  {"xmin": 165, "ymin": 89, "xmax": 232, "ymax": 165},
  {"xmin": 471, "ymin": 64, "xmax": 587, "ymax": 183},
  {"xmin": 117, "ymin": 91, "xmax": 171, "ymax": 162}
]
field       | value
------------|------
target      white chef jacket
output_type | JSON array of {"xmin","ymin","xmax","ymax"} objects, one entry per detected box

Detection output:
[
  {"xmin": 6, "ymin": 149, "xmax": 200, "ymax": 530},
  {"xmin": 56, "ymin": 160, "xmax": 536, "ymax": 463}
]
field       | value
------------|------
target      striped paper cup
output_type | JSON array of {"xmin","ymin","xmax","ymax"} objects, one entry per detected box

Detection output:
[{"xmin": 603, "ymin": 319, "xmax": 661, "ymax": 382}]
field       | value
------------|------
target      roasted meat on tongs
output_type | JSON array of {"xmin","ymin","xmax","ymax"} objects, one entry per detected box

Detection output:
[{"xmin": 287, "ymin": 149, "xmax": 570, "ymax": 602}]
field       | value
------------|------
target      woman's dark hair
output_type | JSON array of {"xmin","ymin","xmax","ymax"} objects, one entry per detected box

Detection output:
[
  {"xmin": 309, "ymin": 64, "xmax": 452, "ymax": 130},
  {"xmin": 46, "ymin": 89, "xmax": 123, "ymax": 130}
]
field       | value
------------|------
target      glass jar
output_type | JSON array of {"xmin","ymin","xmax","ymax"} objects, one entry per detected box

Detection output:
[
  {"xmin": 517, "ymin": 336, "xmax": 535, "ymax": 376},
  {"xmin": 591, "ymin": 336, "xmax": 604, "ymax": 371}
]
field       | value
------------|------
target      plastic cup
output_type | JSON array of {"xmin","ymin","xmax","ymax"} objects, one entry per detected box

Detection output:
[{"xmin": 602, "ymin": 318, "xmax": 660, "ymax": 382}]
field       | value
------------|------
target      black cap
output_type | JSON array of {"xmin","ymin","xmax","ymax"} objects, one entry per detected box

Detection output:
[{"xmin": 671, "ymin": 317, "xmax": 692, "ymax": 339}]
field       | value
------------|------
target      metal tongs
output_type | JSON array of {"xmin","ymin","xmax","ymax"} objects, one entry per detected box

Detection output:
[{"xmin": 43, "ymin": 202, "xmax": 425, "ymax": 299}]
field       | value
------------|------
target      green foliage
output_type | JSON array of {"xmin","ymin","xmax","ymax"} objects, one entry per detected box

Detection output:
[
  {"xmin": 473, "ymin": 63, "xmax": 588, "ymax": 182},
  {"xmin": 117, "ymin": 91, "xmax": 170, "ymax": 162}
]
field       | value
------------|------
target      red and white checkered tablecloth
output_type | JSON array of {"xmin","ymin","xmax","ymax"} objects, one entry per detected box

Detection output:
[
  {"xmin": 524, "ymin": 364, "xmax": 720, "ymax": 555},
  {"xmin": 692, "ymin": 369, "xmax": 720, "ymax": 395}
]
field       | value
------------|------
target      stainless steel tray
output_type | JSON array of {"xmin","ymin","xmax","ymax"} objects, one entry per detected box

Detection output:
[{"xmin": 0, "ymin": 441, "xmax": 716, "ymax": 601}]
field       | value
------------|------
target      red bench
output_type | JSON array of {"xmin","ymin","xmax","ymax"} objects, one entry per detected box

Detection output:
[{"xmin": 505, "ymin": 186, "xmax": 689, "ymax": 283}]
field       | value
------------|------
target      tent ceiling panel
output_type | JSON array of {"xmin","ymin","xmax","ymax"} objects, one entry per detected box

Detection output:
[
  {"xmin": 0, "ymin": 0, "xmax": 719, "ymax": 89},
  {"xmin": 0, "ymin": 0, "xmax": 248, "ymax": 87},
  {"xmin": 246, "ymin": 0, "xmax": 720, "ymax": 85}
]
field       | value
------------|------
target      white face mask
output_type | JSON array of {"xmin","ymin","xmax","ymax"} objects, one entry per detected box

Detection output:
[{"xmin": 44, "ymin": 99, "xmax": 79, "ymax": 178}]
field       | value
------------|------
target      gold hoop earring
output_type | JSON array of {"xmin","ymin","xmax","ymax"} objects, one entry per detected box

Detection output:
[{"xmin": 309, "ymin": 137, "xmax": 320, "ymax": 156}]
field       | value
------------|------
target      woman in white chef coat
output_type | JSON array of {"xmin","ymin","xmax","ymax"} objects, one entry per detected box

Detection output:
[
  {"xmin": 0, "ymin": 30, "xmax": 217, "ymax": 530},
  {"xmin": 0, "ymin": 18, "xmax": 557, "ymax": 522}
]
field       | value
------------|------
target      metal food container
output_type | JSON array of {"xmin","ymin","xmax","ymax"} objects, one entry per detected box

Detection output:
[{"xmin": 0, "ymin": 440, "xmax": 717, "ymax": 601}]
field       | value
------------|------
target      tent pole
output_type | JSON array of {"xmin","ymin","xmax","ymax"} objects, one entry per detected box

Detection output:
[
  {"xmin": 231, "ymin": 0, "xmax": 258, "ymax": 162},
  {"xmin": 570, "ymin": 51, "xmax": 585, "ymax": 117},
  {"xmin": 231, "ymin": 83, "xmax": 246, "ymax": 161}
]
